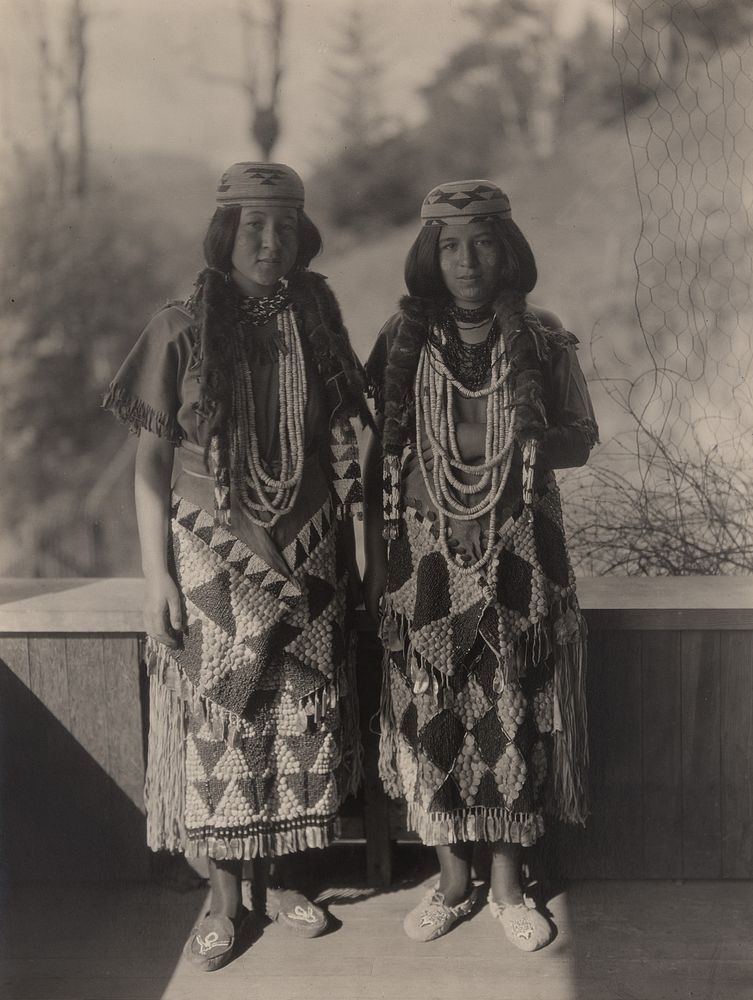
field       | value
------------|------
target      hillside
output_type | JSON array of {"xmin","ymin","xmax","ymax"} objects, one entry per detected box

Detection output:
[
  {"xmin": 320, "ymin": 116, "xmax": 645, "ymax": 449},
  {"xmin": 0, "ymin": 119, "xmax": 646, "ymax": 578}
]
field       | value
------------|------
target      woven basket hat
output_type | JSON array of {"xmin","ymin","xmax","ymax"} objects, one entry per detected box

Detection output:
[
  {"xmin": 216, "ymin": 162, "xmax": 305, "ymax": 208},
  {"xmin": 421, "ymin": 179, "xmax": 511, "ymax": 226}
]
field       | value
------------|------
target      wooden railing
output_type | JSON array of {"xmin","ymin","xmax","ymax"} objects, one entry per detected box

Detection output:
[{"xmin": 1, "ymin": 577, "xmax": 752, "ymax": 884}]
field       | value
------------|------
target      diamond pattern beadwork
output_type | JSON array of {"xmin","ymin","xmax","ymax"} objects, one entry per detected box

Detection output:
[{"xmin": 378, "ymin": 484, "xmax": 586, "ymax": 846}]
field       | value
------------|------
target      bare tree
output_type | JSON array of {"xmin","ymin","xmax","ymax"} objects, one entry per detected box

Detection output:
[
  {"xmin": 31, "ymin": 0, "xmax": 67, "ymax": 197},
  {"xmin": 25, "ymin": 0, "xmax": 89, "ymax": 200},
  {"xmin": 67, "ymin": 0, "xmax": 88, "ymax": 196},
  {"xmin": 194, "ymin": 0, "xmax": 286, "ymax": 161}
]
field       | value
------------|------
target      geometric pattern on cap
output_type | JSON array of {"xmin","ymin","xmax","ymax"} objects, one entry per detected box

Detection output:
[
  {"xmin": 216, "ymin": 162, "xmax": 305, "ymax": 206},
  {"xmin": 425, "ymin": 182, "xmax": 503, "ymax": 211}
]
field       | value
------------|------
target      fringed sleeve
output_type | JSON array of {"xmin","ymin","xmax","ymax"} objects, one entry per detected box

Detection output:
[
  {"xmin": 539, "ymin": 330, "xmax": 599, "ymax": 470},
  {"xmin": 102, "ymin": 305, "xmax": 191, "ymax": 445}
]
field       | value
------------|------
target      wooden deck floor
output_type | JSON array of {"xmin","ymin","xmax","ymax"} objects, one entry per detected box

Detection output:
[{"xmin": 2, "ymin": 861, "xmax": 753, "ymax": 1000}]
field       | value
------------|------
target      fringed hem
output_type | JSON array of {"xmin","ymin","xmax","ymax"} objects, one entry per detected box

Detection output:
[
  {"xmin": 405, "ymin": 802, "xmax": 545, "ymax": 848},
  {"xmin": 376, "ymin": 635, "xmax": 402, "ymax": 799},
  {"xmin": 144, "ymin": 670, "xmax": 188, "ymax": 852},
  {"xmin": 102, "ymin": 382, "xmax": 182, "ymax": 445},
  {"xmin": 144, "ymin": 636, "xmax": 362, "ymax": 853},
  {"xmin": 145, "ymin": 639, "xmax": 247, "ymax": 745},
  {"xmin": 183, "ymin": 819, "xmax": 337, "ymax": 861},
  {"xmin": 550, "ymin": 621, "xmax": 590, "ymax": 826}
]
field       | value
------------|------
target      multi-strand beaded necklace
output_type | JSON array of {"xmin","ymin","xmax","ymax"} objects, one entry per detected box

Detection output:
[
  {"xmin": 230, "ymin": 302, "xmax": 308, "ymax": 526},
  {"xmin": 380, "ymin": 291, "xmax": 546, "ymax": 547},
  {"xmin": 207, "ymin": 270, "xmax": 371, "ymax": 527},
  {"xmin": 414, "ymin": 319, "xmax": 518, "ymax": 572}
]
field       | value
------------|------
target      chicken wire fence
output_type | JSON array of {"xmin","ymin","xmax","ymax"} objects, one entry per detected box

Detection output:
[{"xmin": 565, "ymin": 0, "xmax": 753, "ymax": 575}]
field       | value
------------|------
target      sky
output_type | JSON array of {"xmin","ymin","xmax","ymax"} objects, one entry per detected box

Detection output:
[{"xmin": 0, "ymin": 0, "xmax": 611, "ymax": 178}]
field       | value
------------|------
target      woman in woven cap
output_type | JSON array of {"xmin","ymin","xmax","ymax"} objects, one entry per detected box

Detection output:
[
  {"xmin": 363, "ymin": 180, "xmax": 598, "ymax": 949},
  {"xmin": 105, "ymin": 162, "xmax": 372, "ymax": 970}
]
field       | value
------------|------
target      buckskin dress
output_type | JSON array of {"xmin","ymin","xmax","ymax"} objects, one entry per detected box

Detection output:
[
  {"xmin": 104, "ymin": 272, "xmax": 367, "ymax": 860},
  {"xmin": 366, "ymin": 296, "xmax": 598, "ymax": 847}
]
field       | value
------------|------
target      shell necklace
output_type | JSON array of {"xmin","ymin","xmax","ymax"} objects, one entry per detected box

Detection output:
[
  {"xmin": 231, "ymin": 305, "xmax": 308, "ymax": 526},
  {"xmin": 415, "ymin": 322, "xmax": 516, "ymax": 572}
]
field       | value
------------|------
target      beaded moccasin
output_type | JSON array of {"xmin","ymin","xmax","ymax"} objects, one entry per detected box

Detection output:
[
  {"xmin": 183, "ymin": 907, "xmax": 253, "ymax": 972},
  {"xmin": 488, "ymin": 891, "xmax": 554, "ymax": 952},
  {"xmin": 267, "ymin": 889, "xmax": 328, "ymax": 938},
  {"xmin": 403, "ymin": 885, "xmax": 480, "ymax": 942}
]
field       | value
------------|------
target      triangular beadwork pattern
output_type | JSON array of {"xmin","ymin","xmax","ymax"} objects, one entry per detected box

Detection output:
[{"xmin": 163, "ymin": 494, "xmax": 354, "ymax": 856}]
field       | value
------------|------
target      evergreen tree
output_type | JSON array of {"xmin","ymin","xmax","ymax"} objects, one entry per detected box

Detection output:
[{"xmin": 312, "ymin": 4, "xmax": 390, "ymax": 229}]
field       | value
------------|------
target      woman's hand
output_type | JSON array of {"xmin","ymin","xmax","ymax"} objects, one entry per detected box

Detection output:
[
  {"xmin": 363, "ymin": 565, "xmax": 387, "ymax": 628},
  {"xmin": 143, "ymin": 571, "xmax": 183, "ymax": 648}
]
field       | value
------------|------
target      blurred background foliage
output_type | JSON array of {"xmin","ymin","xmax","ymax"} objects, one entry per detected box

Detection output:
[{"xmin": 0, "ymin": 0, "xmax": 751, "ymax": 577}]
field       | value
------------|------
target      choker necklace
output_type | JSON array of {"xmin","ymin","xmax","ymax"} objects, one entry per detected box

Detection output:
[
  {"xmin": 237, "ymin": 280, "xmax": 290, "ymax": 327},
  {"xmin": 455, "ymin": 318, "xmax": 492, "ymax": 331},
  {"xmin": 449, "ymin": 301, "xmax": 493, "ymax": 324}
]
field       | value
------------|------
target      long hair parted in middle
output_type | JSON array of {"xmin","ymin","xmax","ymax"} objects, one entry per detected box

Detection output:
[{"xmin": 403, "ymin": 216, "xmax": 538, "ymax": 301}]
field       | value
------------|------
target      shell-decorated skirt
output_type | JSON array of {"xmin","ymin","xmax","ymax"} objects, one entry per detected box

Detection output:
[
  {"xmin": 378, "ymin": 486, "xmax": 589, "ymax": 847},
  {"xmin": 144, "ymin": 493, "xmax": 362, "ymax": 860}
]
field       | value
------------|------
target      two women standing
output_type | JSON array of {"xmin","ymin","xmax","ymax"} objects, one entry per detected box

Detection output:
[{"xmin": 106, "ymin": 165, "xmax": 596, "ymax": 969}]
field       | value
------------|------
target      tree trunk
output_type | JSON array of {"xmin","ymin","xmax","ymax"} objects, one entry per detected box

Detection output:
[{"xmin": 68, "ymin": 0, "xmax": 88, "ymax": 198}]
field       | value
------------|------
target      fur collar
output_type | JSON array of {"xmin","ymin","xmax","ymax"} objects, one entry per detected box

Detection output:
[{"xmin": 287, "ymin": 269, "xmax": 375, "ymax": 432}]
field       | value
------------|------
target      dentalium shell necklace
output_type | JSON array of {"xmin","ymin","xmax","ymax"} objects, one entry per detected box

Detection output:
[
  {"xmin": 231, "ymin": 305, "xmax": 308, "ymax": 526},
  {"xmin": 415, "ymin": 320, "xmax": 516, "ymax": 573}
]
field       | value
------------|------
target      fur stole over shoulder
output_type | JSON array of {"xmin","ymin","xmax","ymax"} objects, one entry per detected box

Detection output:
[{"xmin": 287, "ymin": 269, "xmax": 375, "ymax": 433}]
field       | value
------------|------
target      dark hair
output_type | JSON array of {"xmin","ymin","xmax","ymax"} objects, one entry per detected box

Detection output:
[
  {"xmin": 201, "ymin": 204, "xmax": 323, "ymax": 272},
  {"xmin": 404, "ymin": 217, "xmax": 538, "ymax": 299},
  {"xmin": 195, "ymin": 204, "xmax": 323, "ymax": 466}
]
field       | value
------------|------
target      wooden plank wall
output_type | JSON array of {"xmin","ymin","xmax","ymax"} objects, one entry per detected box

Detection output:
[
  {"xmin": 550, "ymin": 626, "xmax": 753, "ymax": 880},
  {"xmin": 1, "ymin": 621, "xmax": 752, "ymax": 882},
  {"xmin": 0, "ymin": 633, "xmax": 149, "ymax": 882}
]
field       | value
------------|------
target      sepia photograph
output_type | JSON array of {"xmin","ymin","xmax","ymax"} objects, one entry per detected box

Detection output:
[{"xmin": 0, "ymin": 1, "xmax": 751, "ymax": 998}]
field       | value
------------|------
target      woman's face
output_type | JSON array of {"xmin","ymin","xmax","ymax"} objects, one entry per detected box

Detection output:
[
  {"xmin": 438, "ymin": 221, "xmax": 501, "ymax": 308},
  {"xmin": 231, "ymin": 204, "xmax": 299, "ymax": 295}
]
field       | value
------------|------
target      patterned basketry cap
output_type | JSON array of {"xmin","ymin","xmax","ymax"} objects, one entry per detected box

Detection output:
[
  {"xmin": 216, "ymin": 162, "xmax": 305, "ymax": 208},
  {"xmin": 421, "ymin": 179, "xmax": 512, "ymax": 226}
]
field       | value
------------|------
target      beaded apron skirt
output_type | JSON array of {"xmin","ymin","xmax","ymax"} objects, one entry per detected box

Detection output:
[
  {"xmin": 144, "ymin": 493, "xmax": 362, "ymax": 860},
  {"xmin": 378, "ymin": 483, "xmax": 588, "ymax": 847}
]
